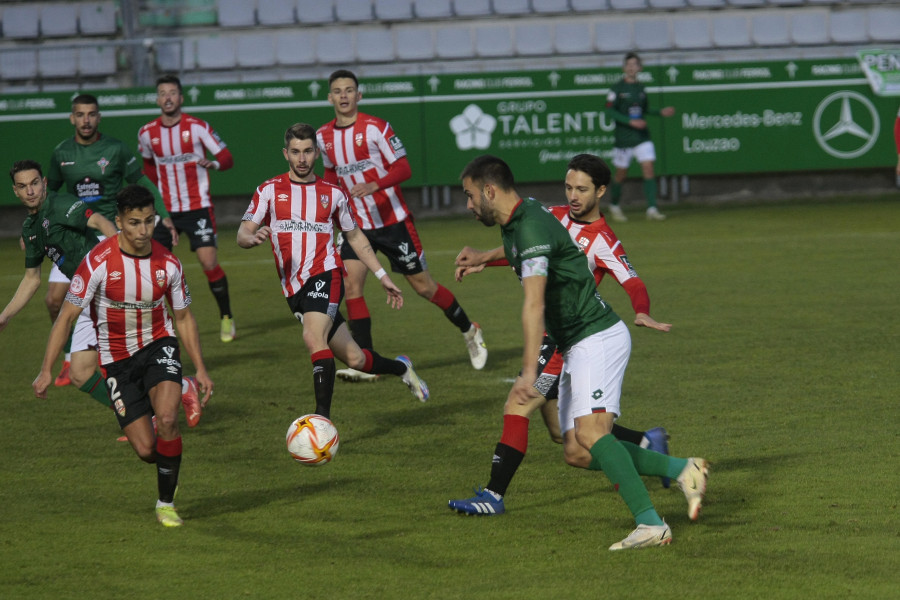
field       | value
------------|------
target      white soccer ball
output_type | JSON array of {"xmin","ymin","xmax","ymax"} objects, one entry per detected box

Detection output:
[{"xmin": 286, "ymin": 414, "xmax": 340, "ymax": 466}]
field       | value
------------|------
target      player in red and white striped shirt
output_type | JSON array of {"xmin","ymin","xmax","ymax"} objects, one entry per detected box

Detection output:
[
  {"xmin": 238, "ymin": 123, "xmax": 430, "ymax": 418},
  {"xmin": 34, "ymin": 185, "xmax": 213, "ymax": 528},
  {"xmin": 317, "ymin": 70, "xmax": 487, "ymax": 382},
  {"xmin": 139, "ymin": 75, "xmax": 237, "ymax": 343}
]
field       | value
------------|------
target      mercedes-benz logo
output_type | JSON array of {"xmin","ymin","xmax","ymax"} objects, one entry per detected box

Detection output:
[{"xmin": 813, "ymin": 91, "xmax": 879, "ymax": 159}]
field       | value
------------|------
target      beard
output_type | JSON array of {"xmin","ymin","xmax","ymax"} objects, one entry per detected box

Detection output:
[{"xmin": 477, "ymin": 195, "xmax": 496, "ymax": 227}]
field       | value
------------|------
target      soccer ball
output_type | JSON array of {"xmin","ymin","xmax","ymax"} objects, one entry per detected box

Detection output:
[{"xmin": 286, "ymin": 414, "xmax": 340, "ymax": 466}]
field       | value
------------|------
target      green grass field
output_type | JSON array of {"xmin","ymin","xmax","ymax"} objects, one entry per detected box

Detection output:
[{"xmin": 1, "ymin": 196, "xmax": 898, "ymax": 599}]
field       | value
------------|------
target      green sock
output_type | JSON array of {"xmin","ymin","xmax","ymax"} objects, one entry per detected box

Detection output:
[
  {"xmin": 620, "ymin": 441, "xmax": 688, "ymax": 480},
  {"xmin": 589, "ymin": 434, "xmax": 662, "ymax": 526},
  {"xmin": 78, "ymin": 371, "xmax": 112, "ymax": 408},
  {"xmin": 643, "ymin": 178, "xmax": 658, "ymax": 208},
  {"xmin": 610, "ymin": 181, "xmax": 622, "ymax": 205}
]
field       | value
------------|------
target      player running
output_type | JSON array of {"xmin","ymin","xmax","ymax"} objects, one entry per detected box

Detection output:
[
  {"xmin": 449, "ymin": 154, "xmax": 676, "ymax": 516},
  {"xmin": 450, "ymin": 155, "xmax": 708, "ymax": 550},
  {"xmin": 237, "ymin": 123, "xmax": 430, "ymax": 420},
  {"xmin": 139, "ymin": 75, "xmax": 237, "ymax": 343},
  {"xmin": 317, "ymin": 69, "xmax": 486, "ymax": 382},
  {"xmin": 33, "ymin": 185, "xmax": 213, "ymax": 527}
]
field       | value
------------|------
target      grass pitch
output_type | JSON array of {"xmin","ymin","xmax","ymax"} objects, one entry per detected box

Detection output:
[{"xmin": 0, "ymin": 196, "xmax": 898, "ymax": 599}]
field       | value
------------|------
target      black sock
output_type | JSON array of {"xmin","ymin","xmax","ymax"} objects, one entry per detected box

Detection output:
[
  {"xmin": 313, "ymin": 356, "xmax": 336, "ymax": 419},
  {"xmin": 349, "ymin": 317, "xmax": 373, "ymax": 350},
  {"xmin": 209, "ymin": 275, "xmax": 232, "ymax": 319},
  {"xmin": 367, "ymin": 351, "xmax": 406, "ymax": 377},
  {"xmin": 156, "ymin": 453, "xmax": 181, "ymax": 504},
  {"xmin": 443, "ymin": 299, "xmax": 472, "ymax": 333},
  {"xmin": 486, "ymin": 442, "xmax": 525, "ymax": 497},
  {"xmin": 612, "ymin": 424, "xmax": 645, "ymax": 445}
]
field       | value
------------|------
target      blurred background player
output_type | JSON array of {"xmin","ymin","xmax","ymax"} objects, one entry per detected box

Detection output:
[
  {"xmin": 316, "ymin": 69, "xmax": 486, "ymax": 382},
  {"xmin": 47, "ymin": 93, "xmax": 175, "ymax": 385},
  {"xmin": 237, "ymin": 123, "xmax": 430, "ymax": 417},
  {"xmin": 605, "ymin": 52, "xmax": 675, "ymax": 222},
  {"xmin": 139, "ymin": 75, "xmax": 236, "ymax": 343},
  {"xmin": 450, "ymin": 154, "xmax": 675, "ymax": 516},
  {"xmin": 451, "ymin": 155, "xmax": 708, "ymax": 550},
  {"xmin": 33, "ymin": 185, "xmax": 213, "ymax": 527}
]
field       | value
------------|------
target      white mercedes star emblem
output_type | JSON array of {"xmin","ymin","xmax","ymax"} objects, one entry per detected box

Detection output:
[{"xmin": 813, "ymin": 91, "xmax": 879, "ymax": 159}]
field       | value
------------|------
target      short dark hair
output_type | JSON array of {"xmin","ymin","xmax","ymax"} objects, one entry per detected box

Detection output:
[
  {"xmin": 624, "ymin": 52, "xmax": 641, "ymax": 65},
  {"xmin": 156, "ymin": 74, "xmax": 182, "ymax": 93},
  {"xmin": 284, "ymin": 123, "xmax": 317, "ymax": 148},
  {"xmin": 116, "ymin": 184, "xmax": 155, "ymax": 215},
  {"xmin": 71, "ymin": 94, "xmax": 99, "ymax": 110},
  {"xmin": 459, "ymin": 155, "xmax": 516, "ymax": 192},
  {"xmin": 10, "ymin": 159, "xmax": 42, "ymax": 182},
  {"xmin": 567, "ymin": 154, "xmax": 611, "ymax": 188},
  {"xmin": 328, "ymin": 69, "xmax": 358, "ymax": 89}
]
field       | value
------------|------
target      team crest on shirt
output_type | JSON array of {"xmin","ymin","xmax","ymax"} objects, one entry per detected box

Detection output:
[
  {"xmin": 42, "ymin": 218, "xmax": 50, "ymax": 231},
  {"xmin": 355, "ymin": 133, "xmax": 363, "ymax": 147},
  {"xmin": 96, "ymin": 157, "xmax": 110, "ymax": 174},
  {"xmin": 320, "ymin": 194, "xmax": 329, "ymax": 207},
  {"xmin": 182, "ymin": 130, "xmax": 191, "ymax": 144},
  {"xmin": 70, "ymin": 274, "xmax": 85, "ymax": 294},
  {"xmin": 155, "ymin": 269, "xmax": 167, "ymax": 288}
]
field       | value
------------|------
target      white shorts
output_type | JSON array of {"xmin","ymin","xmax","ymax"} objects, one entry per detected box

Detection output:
[
  {"xmin": 557, "ymin": 320, "xmax": 631, "ymax": 435},
  {"xmin": 48, "ymin": 263, "xmax": 70, "ymax": 284},
  {"xmin": 71, "ymin": 308, "xmax": 98, "ymax": 353},
  {"xmin": 612, "ymin": 141, "xmax": 656, "ymax": 169}
]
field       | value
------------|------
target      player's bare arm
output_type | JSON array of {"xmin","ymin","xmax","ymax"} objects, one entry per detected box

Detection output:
[
  {"xmin": 349, "ymin": 156, "xmax": 411, "ymax": 198},
  {"xmin": 0, "ymin": 267, "xmax": 43, "ymax": 333},
  {"xmin": 172, "ymin": 306, "xmax": 213, "ymax": 407},
  {"xmin": 345, "ymin": 227, "xmax": 404, "ymax": 309},
  {"xmin": 87, "ymin": 213, "xmax": 118, "ymax": 238},
  {"xmin": 33, "ymin": 300, "xmax": 83, "ymax": 398},
  {"xmin": 512, "ymin": 271, "xmax": 547, "ymax": 406},
  {"xmin": 236, "ymin": 220, "xmax": 272, "ymax": 248},
  {"xmin": 349, "ymin": 181, "xmax": 380, "ymax": 198},
  {"xmin": 455, "ymin": 245, "xmax": 506, "ymax": 281},
  {"xmin": 634, "ymin": 312, "xmax": 672, "ymax": 332}
]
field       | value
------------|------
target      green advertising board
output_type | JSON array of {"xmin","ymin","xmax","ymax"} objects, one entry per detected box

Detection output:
[{"xmin": 1, "ymin": 56, "xmax": 896, "ymax": 206}]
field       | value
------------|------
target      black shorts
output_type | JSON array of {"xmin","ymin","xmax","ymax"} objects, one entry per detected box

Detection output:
[
  {"xmin": 153, "ymin": 207, "xmax": 218, "ymax": 251},
  {"xmin": 339, "ymin": 219, "xmax": 427, "ymax": 275},
  {"xmin": 104, "ymin": 337, "xmax": 183, "ymax": 428},
  {"xmin": 286, "ymin": 270, "xmax": 345, "ymax": 339}
]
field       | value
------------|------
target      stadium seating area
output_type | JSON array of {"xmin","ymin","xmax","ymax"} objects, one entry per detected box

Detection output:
[{"xmin": 0, "ymin": 0, "xmax": 898, "ymax": 91}]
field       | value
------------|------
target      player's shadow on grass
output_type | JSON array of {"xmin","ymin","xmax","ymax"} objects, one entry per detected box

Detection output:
[
  {"xmin": 346, "ymin": 394, "xmax": 492, "ymax": 445},
  {"xmin": 413, "ymin": 345, "xmax": 522, "ymax": 371},
  {"xmin": 188, "ymin": 479, "xmax": 359, "ymax": 519}
]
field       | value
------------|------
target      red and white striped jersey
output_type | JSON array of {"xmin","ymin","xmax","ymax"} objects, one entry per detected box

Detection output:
[
  {"xmin": 243, "ymin": 174, "xmax": 356, "ymax": 298},
  {"xmin": 138, "ymin": 114, "xmax": 227, "ymax": 213},
  {"xmin": 316, "ymin": 112, "xmax": 410, "ymax": 230},
  {"xmin": 66, "ymin": 237, "xmax": 191, "ymax": 365},
  {"xmin": 549, "ymin": 205, "xmax": 650, "ymax": 315}
]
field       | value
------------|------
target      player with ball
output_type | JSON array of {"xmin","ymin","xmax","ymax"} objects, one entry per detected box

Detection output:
[{"xmin": 238, "ymin": 123, "xmax": 430, "ymax": 427}]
